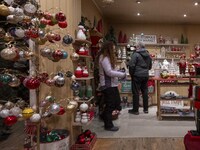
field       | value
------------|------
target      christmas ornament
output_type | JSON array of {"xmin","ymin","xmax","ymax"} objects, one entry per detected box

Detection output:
[
  {"xmin": 24, "ymin": 2, "xmax": 37, "ymax": 14},
  {"xmin": 84, "ymin": 130, "xmax": 92, "ymax": 137},
  {"xmin": 40, "ymin": 47, "xmax": 53, "ymax": 57},
  {"xmin": 62, "ymin": 34, "xmax": 73, "ymax": 45},
  {"xmin": 14, "ymin": 7, "xmax": 24, "ymax": 16},
  {"xmin": 30, "ymin": 113, "xmax": 41, "ymax": 123},
  {"xmin": 45, "ymin": 96, "xmax": 55, "ymax": 102},
  {"xmin": 55, "ymin": 12, "xmax": 66, "ymax": 21},
  {"xmin": 9, "ymin": 75, "xmax": 21, "ymax": 87},
  {"xmin": 10, "ymin": 107, "xmax": 22, "ymax": 117},
  {"xmin": 61, "ymin": 50, "xmax": 68, "ymax": 59},
  {"xmin": 52, "ymin": 50, "xmax": 63, "ymax": 61},
  {"xmin": 0, "ymin": 28, "xmax": 6, "ymax": 38},
  {"xmin": 0, "ymin": 74, "xmax": 12, "ymax": 84},
  {"xmin": 75, "ymin": 64, "xmax": 83, "ymax": 78},
  {"xmin": 4, "ymin": 101, "xmax": 14, "ymax": 109},
  {"xmin": 77, "ymin": 25, "xmax": 86, "ymax": 40},
  {"xmin": 54, "ymin": 34, "xmax": 61, "ymax": 41},
  {"xmin": 71, "ymin": 75, "xmax": 76, "ymax": 81},
  {"xmin": 57, "ymin": 106, "xmax": 65, "ymax": 115},
  {"xmin": 37, "ymin": 73, "xmax": 49, "ymax": 82},
  {"xmin": 65, "ymin": 71, "xmax": 73, "ymax": 77},
  {"xmin": 16, "ymin": 99, "xmax": 26, "ymax": 109},
  {"xmin": 69, "ymin": 100, "xmax": 78, "ymax": 108},
  {"xmin": 0, "ymin": 46, "xmax": 19, "ymax": 61},
  {"xmin": 4, "ymin": 0, "xmax": 14, "ymax": 5},
  {"xmin": 49, "ymin": 103, "xmax": 60, "ymax": 114},
  {"xmin": 70, "ymin": 52, "xmax": 79, "ymax": 61},
  {"xmin": 55, "ymin": 76, "xmax": 65, "ymax": 87},
  {"xmin": 24, "ymin": 77, "xmax": 40, "ymax": 89},
  {"xmin": 45, "ymin": 78, "xmax": 55, "ymax": 86},
  {"xmin": 58, "ymin": 21, "xmax": 68, "ymax": 28},
  {"xmin": 0, "ymin": 109, "xmax": 10, "ymax": 118},
  {"xmin": 71, "ymin": 81, "xmax": 80, "ymax": 91},
  {"xmin": 22, "ymin": 108, "xmax": 34, "ymax": 119},
  {"xmin": 0, "ymin": 4, "xmax": 10, "ymax": 16},
  {"xmin": 74, "ymin": 96, "xmax": 80, "ymax": 101},
  {"xmin": 40, "ymin": 100, "xmax": 49, "ymax": 107},
  {"xmin": 79, "ymin": 103, "xmax": 89, "ymax": 112},
  {"xmin": 4, "ymin": 116, "xmax": 17, "ymax": 126},
  {"xmin": 66, "ymin": 104, "xmax": 76, "ymax": 112}
]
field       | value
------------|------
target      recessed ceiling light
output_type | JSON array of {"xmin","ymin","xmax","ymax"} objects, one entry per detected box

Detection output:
[
  {"xmin": 194, "ymin": 2, "xmax": 199, "ymax": 6},
  {"xmin": 137, "ymin": 13, "xmax": 141, "ymax": 16},
  {"xmin": 136, "ymin": 0, "xmax": 141, "ymax": 4},
  {"xmin": 183, "ymin": 14, "xmax": 187, "ymax": 17}
]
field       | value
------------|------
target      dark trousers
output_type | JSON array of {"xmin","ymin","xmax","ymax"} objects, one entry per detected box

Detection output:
[
  {"xmin": 131, "ymin": 76, "xmax": 149, "ymax": 112},
  {"xmin": 102, "ymin": 87, "xmax": 121, "ymax": 128}
]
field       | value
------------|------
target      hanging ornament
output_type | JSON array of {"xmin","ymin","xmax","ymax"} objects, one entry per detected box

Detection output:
[
  {"xmin": 24, "ymin": 77, "xmax": 40, "ymax": 89},
  {"xmin": 52, "ymin": 50, "xmax": 63, "ymax": 61},
  {"xmin": 24, "ymin": 2, "xmax": 37, "ymax": 15},
  {"xmin": 61, "ymin": 50, "xmax": 68, "ymax": 59},
  {"xmin": 45, "ymin": 78, "xmax": 55, "ymax": 86},
  {"xmin": 40, "ymin": 100, "xmax": 49, "ymax": 107},
  {"xmin": 15, "ymin": 28, "xmax": 25, "ymax": 38},
  {"xmin": 0, "ymin": 109, "xmax": 10, "ymax": 118},
  {"xmin": 70, "ymin": 81, "xmax": 81, "ymax": 91},
  {"xmin": 9, "ymin": 75, "xmax": 21, "ymax": 87},
  {"xmin": 14, "ymin": 7, "xmax": 24, "ymax": 16},
  {"xmin": 30, "ymin": 113, "xmax": 41, "ymax": 123},
  {"xmin": 16, "ymin": 99, "xmax": 26, "ymax": 109},
  {"xmin": 57, "ymin": 106, "xmax": 65, "ymax": 115},
  {"xmin": 4, "ymin": 116, "xmax": 17, "ymax": 126},
  {"xmin": 54, "ymin": 34, "xmax": 61, "ymax": 41},
  {"xmin": 4, "ymin": 101, "xmax": 14, "ymax": 109},
  {"xmin": 58, "ymin": 21, "xmax": 68, "ymax": 28},
  {"xmin": 22, "ymin": 108, "xmax": 34, "ymax": 119},
  {"xmin": 71, "ymin": 75, "xmax": 76, "ymax": 81},
  {"xmin": 0, "ymin": 74, "xmax": 13, "ymax": 84},
  {"xmin": 40, "ymin": 47, "xmax": 53, "ymax": 58},
  {"xmin": 66, "ymin": 103, "xmax": 76, "ymax": 113},
  {"xmin": 62, "ymin": 34, "xmax": 73, "ymax": 45},
  {"xmin": 10, "ymin": 106, "xmax": 22, "ymax": 117},
  {"xmin": 4, "ymin": 0, "xmax": 14, "ymax": 5},
  {"xmin": 69, "ymin": 100, "xmax": 78, "ymax": 108},
  {"xmin": 0, "ymin": 4, "xmax": 10, "ymax": 16},
  {"xmin": 65, "ymin": 71, "xmax": 73, "ymax": 78},
  {"xmin": 49, "ymin": 103, "xmax": 60, "ymax": 114},
  {"xmin": 37, "ymin": 73, "xmax": 49, "ymax": 82},
  {"xmin": 74, "ymin": 96, "xmax": 80, "ymax": 101},
  {"xmin": 55, "ymin": 12, "xmax": 66, "ymax": 22},
  {"xmin": 79, "ymin": 103, "xmax": 89, "ymax": 112},
  {"xmin": 70, "ymin": 52, "xmax": 79, "ymax": 61},
  {"xmin": 55, "ymin": 76, "xmax": 65, "ymax": 87},
  {"xmin": 0, "ymin": 46, "xmax": 19, "ymax": 61},
  {"xmin": 74, "ymin": 64, "xmax": 83, "ymax": 78},
  {"xmin": 45, "ymin": 96, "xmax": 55, "ymax": 102}
]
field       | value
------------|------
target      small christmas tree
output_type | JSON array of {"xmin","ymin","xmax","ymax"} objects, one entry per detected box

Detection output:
[{"xmin": 105, "ymin": 26, "xmax": 117, "ymax": 45}]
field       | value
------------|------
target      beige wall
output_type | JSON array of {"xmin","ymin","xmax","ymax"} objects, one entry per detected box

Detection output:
[{"xmin": 81, "ymin": 0, "xmax": 108, "ymax": 35}]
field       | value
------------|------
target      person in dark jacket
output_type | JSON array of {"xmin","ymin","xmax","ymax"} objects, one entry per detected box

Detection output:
[{"xmin": 128, "ymin": 41, "xmax": 152, "ymax": 115}]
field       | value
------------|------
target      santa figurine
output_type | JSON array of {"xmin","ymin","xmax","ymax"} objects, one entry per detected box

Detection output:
[
  {"xmin": 77, "ymin": 46, "xmax": 86, "ymax": 55},
  {"xmin": 178, "ymin": 54, "xmax": 187, "ymax": 75},
  {"xmin": 77, "ymin": 24, "xmax": 86, "ymax": 40},
  {"xmin": 82, "ymin": 66, "xmax": 89, "ymax": 77},
  {"xmin": 75, "ymin": 64, "xmax": 83, "ymax": 78},
  {"xmin": 188, "ymin": 54, "xmax": 196, "ymax": 76}
]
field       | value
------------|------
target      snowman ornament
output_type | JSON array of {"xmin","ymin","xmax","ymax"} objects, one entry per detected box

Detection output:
[{"xmin": 77, "ymin": 25, "xmax": 86, "ymax": 40}]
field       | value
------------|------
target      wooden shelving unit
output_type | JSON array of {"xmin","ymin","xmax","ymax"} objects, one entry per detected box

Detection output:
[{"xmin": 73, "ymin": 39, "xmax": 92, "ymax": 45}]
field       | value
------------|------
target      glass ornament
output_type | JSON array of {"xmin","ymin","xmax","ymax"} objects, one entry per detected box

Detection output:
[
  {"xmin": 10, "ymin": 106, "xmax": 22, "ymax": 117},
  {"xmin": 24, "ymin": 2, "xmax": 37, "ymax": 14},
  {"xmin": 9, "ymin": 75, "xmax": 21, "ymax": 87},
  {"xmin": 15, "ymin": 28, "xmax": 25, "ymax": 38},
  {"xmin": 49, "ymin": 103, "xmax": 60, "ymax": 114},
  {"xmin": 30, "ymin": 113, "xmax": 41, "ymax": 122},
  {"xmin": 22, "ymin": 108, "xmax": 34, "ymax": 119},
  {"xmin": 70, "ymin": 81, "xmax": 80, "ymax": 91},
  {"xmin": 79, "ymin": 103, "xmax": 89, "ymax": 112},
  {"xmin": 62, "ymin": 34, "xmax": 73, "ymax": 45},
  {"xmin": 70, "ymin": 52, "xmax": 79, "ymax": 61},
  {"xmin": 4, "ymin": 101, "xmax": 14, "ymax": 109},
  {"xmin": 57, "ymin": 106, "xmax": 65, "ymax": 115},
  {"xmin": 0, "ymin": 109, "xmax": 10, "ymax": 118},
  {"xmin": 4, "ymin": 116, "xmax": 17, "ymax": 126}
]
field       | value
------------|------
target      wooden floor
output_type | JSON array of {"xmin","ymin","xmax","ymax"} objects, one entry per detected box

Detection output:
[
  {"xmin": 93, "ymin": 138, "xmax": 185, "ymax": 150},
  {"xmin": 0, "ymin": 121, "xmax": 186, "ymax": 150}
]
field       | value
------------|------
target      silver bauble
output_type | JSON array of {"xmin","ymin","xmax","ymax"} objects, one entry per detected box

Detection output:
[
  {"xmin": 0, "ymin": 109, "xmax": 10, "ymax": 118},
  {"xmin": 40, "ymin": 47, "xmax": 53, "ymax": 57},
  {"xmin": 55, "ymin": 76, "xmax": 65, "ymax": 86},
  {"xmin": 30, "ymin": 113, "xmax": 41, "ymax": 122},
  {"xmin": 49, "ymin": 103, "xmax": 60, "ymax": 114},
  {"xmin": 15, "ymin": 28, "xmax": 25, "ymax": 38},
  {"xmin": 1, "ymin": 47, "xmax": 17, "ymax": 60},
  {"xmin": 10, "ymin": 106, "xmax": 22, "ymax": 117},
  {"xmin": 79, "ymin": 103, "xmax": 89, "ymax": 112}
]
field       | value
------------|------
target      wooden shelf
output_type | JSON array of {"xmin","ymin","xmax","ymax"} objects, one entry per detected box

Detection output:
[
  {"xmin": 73, "ymin": 39, "xmax": 92, "ymax": 45},
  {"xmin": 165, "ymin": 51, "xmax": 186, "ymax": 54},
  {"xmin": 76, "ymin": 76, "xmax": 94, "ymax": 80},
  {"xmin": 90, "ymin": 29, "xmax": 103, "ymax": 37},
  {"xmin": 160, "ymin": 98, "xmax": 191, "ymax": 101},
  {"xmin": 153, "ymin": 58, "xmax": 180, "ymax": 60},
  {"xmin": 79, "ymin": 55, "xmax": 92, "ymax": 59},
  {"xmin": 146, "ymin": 43, "xmax": 190, "ymax": 46},
  {"xmin": 78, "ymin": 96, "xmax": 94, "ymax": 103}
]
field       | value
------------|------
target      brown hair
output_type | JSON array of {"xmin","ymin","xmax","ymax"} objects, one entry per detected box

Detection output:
[{"xmin": 99, "ymin": 41, "xmax": 116, "ymax": 68}]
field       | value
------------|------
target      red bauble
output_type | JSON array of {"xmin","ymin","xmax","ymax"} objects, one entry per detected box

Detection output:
[
  {"xmin": 55, "ymin": 12, "xmax": 66, "ymax": 22},
  {"xmin": 25, "ymin": 77, "xmax": 40, "ymax": 89},
  {"xmin": 90, "ymin": 134, "xmax": 95, "ymax": 140},
  {"xmin": 57, "ymin": 106, "xmax": 65, "ymax": 115},
  {"xmin": 52, "ymin": 50, "xmax": 63, "ymax": 61},
  {"xmin": 78, "ymin": 138, "xmax": 85, "ymax": 144},
  {"xmin": 44, "ymin": 13, "xmax": 53, "ymax": 20},
  {"xmin": 40, "ymin": 18, "xmax": 48, "ymax": 25},
  {"xmin": 37, "ymin": 73, "xmax": 49, "ymax": 82},
  {"xmin": 4, "ymin": 116, "xmax": 17, "ymax": 126},
  {"xmin": 58, "ymin": 21, "xmax": 68, "ymax": 28},
  {"xmin": 45, "ymin": 79, "xmax": 55, "ymax": 86},
  {"xmin": 84, "ymin": 130, "xmax": 92, "ymax": 137},
  {"xmin": 54, "ymin": 34, "xmax": 61, "ymax": 41}
]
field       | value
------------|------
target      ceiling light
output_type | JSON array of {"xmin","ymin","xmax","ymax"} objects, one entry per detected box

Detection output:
[
  {"xmin": 136, "ymin": 0, "xmax": 141, "ymax": 4},
  {"xmin": 194, "ymin": 2, "xmax": 199, "ymax": 6},
  {"xmin": 183, "ymin": 14, "xmax": 187, "ymax": 17},
  {"xmin": 137, "ymin": 13, "xmax": 141, "ymax": 16}
]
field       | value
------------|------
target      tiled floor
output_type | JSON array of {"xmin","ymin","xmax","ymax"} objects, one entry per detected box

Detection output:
[{"xmin": 84, "ymin": 106, "xmax": 196, "ymax": 138}]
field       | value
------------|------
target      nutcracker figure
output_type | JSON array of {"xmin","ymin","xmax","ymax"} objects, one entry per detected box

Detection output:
[{"xmin": 188, "ymin": 54, "xmax": 196, "ymax": 76}]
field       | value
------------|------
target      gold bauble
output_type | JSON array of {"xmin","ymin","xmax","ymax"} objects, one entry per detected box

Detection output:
[
  {"xmin": 0, "ymin": 47, "xmax": 18, "ymax": 60},
  {"xmin": 66, "ymin": 104, "xmax": 76, "ymax": 113},
  {"xmin": 69, "ymin": 100, "xmax": 78, "ymax": 108},
  {"xmin": 0, "ymin": 4, "xmax": 10, "ymax": 16},
  {"xmin": 4, "ymin": 33, "xmax": 14, "ymax": 42},
  {"xmin": 9, "ymin": 76, "xmax": 21, "ymax": 87},
  {"xmin": 22, "ymin": 108, "xmax": 34, "ymax": 119}
]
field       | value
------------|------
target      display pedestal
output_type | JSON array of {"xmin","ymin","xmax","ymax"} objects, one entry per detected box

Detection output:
[{"xmin": 184, "ymin": 130, "xmax": 200, "ymax": 150}]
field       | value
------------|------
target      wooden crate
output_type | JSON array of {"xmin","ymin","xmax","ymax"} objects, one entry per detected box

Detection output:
[{"xmin": 70, "ymin": 133, "xmax": 97, "ymax": 150}]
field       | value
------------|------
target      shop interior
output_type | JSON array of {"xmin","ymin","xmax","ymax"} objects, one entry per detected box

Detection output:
[{"xmin": 0, "ymin": 0, "xmax": 200, "ymax": 150}]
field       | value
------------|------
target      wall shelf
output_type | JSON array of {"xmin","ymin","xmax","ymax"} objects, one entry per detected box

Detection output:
[
  {"xmin": 74, "ymin": 39, "xmax": 92, "ymax": 45},
  {"xmin": 75, "ymin": 76, "xmax": 94, "ymax": 80}
]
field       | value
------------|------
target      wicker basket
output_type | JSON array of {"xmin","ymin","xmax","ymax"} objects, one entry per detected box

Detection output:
[{"xmin": 70, "ymin": 133, "xmax": 97, "ymax": 150}]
